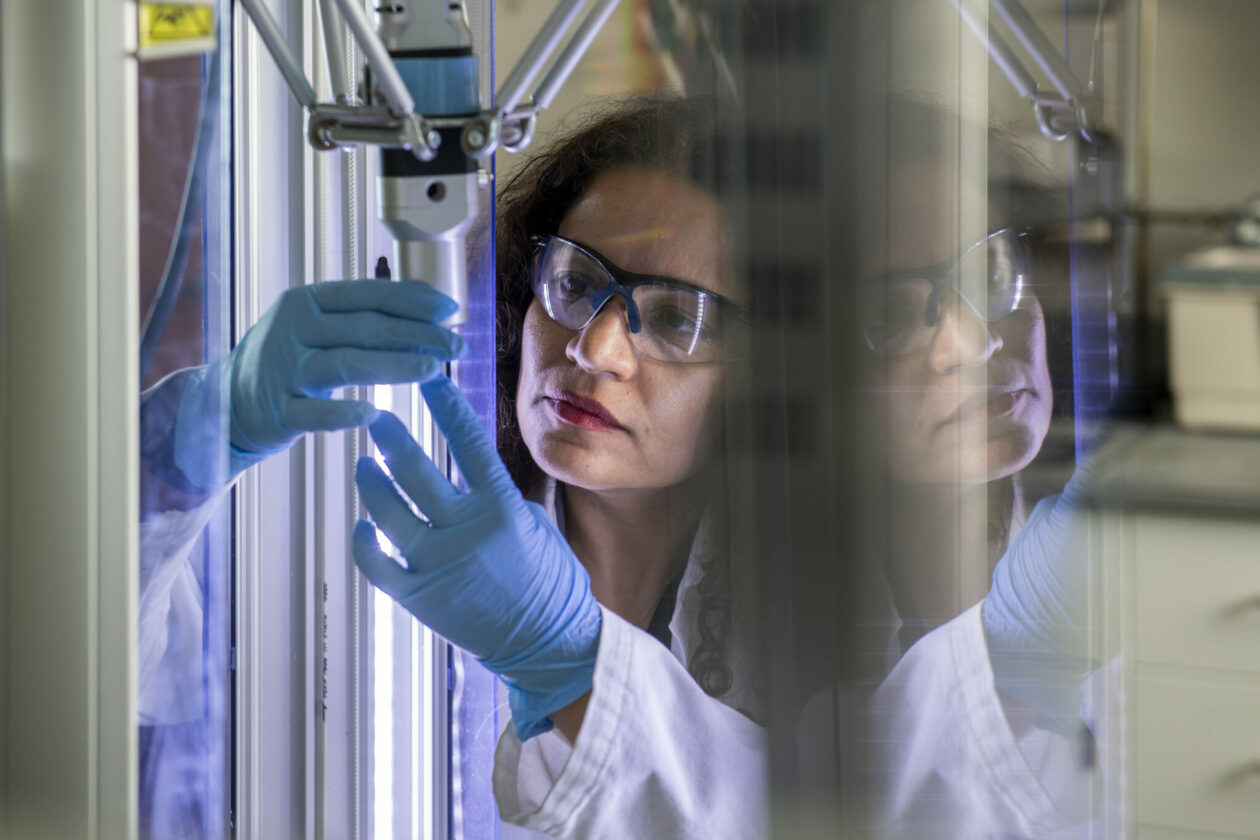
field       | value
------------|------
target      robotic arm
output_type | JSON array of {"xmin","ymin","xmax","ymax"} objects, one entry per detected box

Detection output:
[
  {"xmin": 236, "ymin": 0, "xmax": 619, "ymax": 324},
  {"xmin": 948, "ymin": 0, "xmax": 1101, "ymax": 143}
]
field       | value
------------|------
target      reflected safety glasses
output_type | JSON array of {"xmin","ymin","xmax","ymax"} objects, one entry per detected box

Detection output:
[
  {"xmin": 529, "ymin": 234, "xmax": 752, "ymax": 364},
  {"xmin": 860, "ymin": 227, "xmax": 1032, "ymax": 356}
]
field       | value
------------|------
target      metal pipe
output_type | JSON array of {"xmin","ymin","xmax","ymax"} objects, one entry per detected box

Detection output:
[
  {"xmin": 534, "ymin": 0, "xmax": 620, "ymax": 110},
  {"xmin": 318, "ymin": 0, "xmax": 351, "ymax": 103},
  {"xmin": 989, "ymin": 0, "xmax": 1088, "ymax": 106},
  {"xmin": 238, "ymin": 0, "xmax": 319, "ymax": 108},
  {"xmin": 495, "ymin": 0, "xmax": 590, "ymax": 116},
  {"xmin": 948, "ymin": 0, "xmax": 1038, "ymax": 100},
  {"xmin": 331, "ymin": 0, "xmax": 416, "ymax": 117}
]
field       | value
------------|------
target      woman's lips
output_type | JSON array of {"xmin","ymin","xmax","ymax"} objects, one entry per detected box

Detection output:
[
  {"xmin": 945, "ymin": 387, "xmax": 1030, "ymax": 426},
  {"xmin": 986, "ymin": 389, "xmax": 1025, "ymax": 420},
  {"xmin": 545, "ymin": 391, "xmax": 625, "ymax": 432}
]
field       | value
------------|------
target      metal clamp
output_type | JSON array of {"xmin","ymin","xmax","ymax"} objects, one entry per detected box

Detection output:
[{"xmin": 308, "ymin": 105, "xmax": 440, "ymax": 160}]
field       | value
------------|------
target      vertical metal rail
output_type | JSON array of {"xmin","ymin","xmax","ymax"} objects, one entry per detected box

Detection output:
[
  {"xmin": 233, "ymin": 0, "xmax": 314, "ymax": 834},
  {"xmin": 233, "ymin": 8, "xmax": 266, "ymax": 836},
  {"xmin": 313, "ymin": 14, "xmax": 336, "ymax": 831}
]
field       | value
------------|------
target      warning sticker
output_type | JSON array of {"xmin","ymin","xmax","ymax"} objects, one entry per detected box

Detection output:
[{"xmin": 138, "ymin": 3, "xmax": 216, "ymax": 58}]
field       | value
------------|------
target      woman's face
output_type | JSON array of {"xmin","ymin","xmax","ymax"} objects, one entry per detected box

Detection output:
[
  {"xmin": 874, "ymin": 162, "xmax": 1053, "ymax": 484},
  {"xmin": 516, "ymin": 165, "xmax": 739, "ymax": 493}
]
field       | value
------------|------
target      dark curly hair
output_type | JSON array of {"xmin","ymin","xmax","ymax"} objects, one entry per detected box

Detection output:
[{"xmin": 493, "ymin": 93, "xmax": 737, "ymax": 700}]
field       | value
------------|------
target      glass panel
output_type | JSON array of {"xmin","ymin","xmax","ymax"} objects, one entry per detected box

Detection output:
[
  {"xmin": 152, "ymin": 1, "xmax": 1257, "ymax": 837},
  {"xmin": 135, "ymin": 11, "xmax": 232, "ymax": 838},
  {"xmin": 477, "ymin": 1, "xmax": 1144, "ymax": 837}
]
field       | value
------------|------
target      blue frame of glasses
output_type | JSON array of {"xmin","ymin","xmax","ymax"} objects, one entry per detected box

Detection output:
[{"xmin": 528, "ymin": 234, "xmax": 753, "ymax": 334}]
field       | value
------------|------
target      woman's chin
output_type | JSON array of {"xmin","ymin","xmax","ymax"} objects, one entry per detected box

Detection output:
[
  {"xmin": 984, "ymin": 432, "xmax": 1042, "ymax": 480},
  {"xmin": 888, "ymin": 433, "xmax": 1043, "ymax": 485}
]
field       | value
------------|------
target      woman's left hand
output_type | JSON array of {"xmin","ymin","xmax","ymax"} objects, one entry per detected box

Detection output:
[
  {"xmin": 353, "ymin": 377, "xmax": 602, "ymax": 740},
  {"xmin": 983, "ymin": 460, "xmax": 1104, "ymax": 734}
]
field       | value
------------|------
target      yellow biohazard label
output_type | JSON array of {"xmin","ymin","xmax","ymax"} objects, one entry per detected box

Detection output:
[{"xmin": 138, "ymin": 3, "xmax": 215, "ymax": 53}]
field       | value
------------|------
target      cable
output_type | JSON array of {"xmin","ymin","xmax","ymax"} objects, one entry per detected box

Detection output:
[{"xmin": 139, "ymin": 45, "xmax": 222, "ymax": 384}]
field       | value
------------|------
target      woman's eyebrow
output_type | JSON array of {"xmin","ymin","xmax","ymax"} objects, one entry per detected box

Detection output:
[{"xmin": 602, "ymin": 226, "xmax": 674, "ymax": 246}]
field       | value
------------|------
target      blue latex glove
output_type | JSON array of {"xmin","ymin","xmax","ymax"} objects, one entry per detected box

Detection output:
[
  {"xmin": 352, "ymin": 378, "xmax": 602, "ymax": 741},
  {"xmin": 170, "ymin": 280, "xmax": 464, "ymax": 491},
  {"xmin": 983, "ymin": 462, "xmax": 1103, "ymax": 735}
]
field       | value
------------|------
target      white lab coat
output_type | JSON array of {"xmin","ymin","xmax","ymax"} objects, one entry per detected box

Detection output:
[
  {"xmin": 137, "ymin": 480, "xmax": 1103, "ymax": 839},
  {"xmin": 138, "ymin": 499, "xmax": 225, "ymax": 724},
  {"xmin": 493, "ymin": 479, "xmax": 1102, "ymax": 839}
]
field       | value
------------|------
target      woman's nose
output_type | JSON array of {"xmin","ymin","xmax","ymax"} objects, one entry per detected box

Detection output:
[
  {"xmin": 567, "ymin": 298, "xmax": 639, "ymax": 379},
  {"xmin": 926, "ymin": 289, "xmax": 1003, "ymax": 373}
]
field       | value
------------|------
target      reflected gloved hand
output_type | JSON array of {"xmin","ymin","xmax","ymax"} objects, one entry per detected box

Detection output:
[
  {"xmin": 983, "ymin": 462, "xmax": 1103, "ymax": 735},
  {"xmin": 171, "ymin": 280, "xmax": 464, "ymax": 491},
  {"xmin": 353, "ymin": 378, "xmax": 602, "ymax": 741}
]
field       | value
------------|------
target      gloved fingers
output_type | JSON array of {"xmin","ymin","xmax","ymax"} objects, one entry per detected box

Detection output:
[
  {"xmin": 283, "ymin": 396, "xmax": 379, "ymax": 433},
  {"xmin": 299, "ymin": 309, "xmax": 466, "ymax": 357},
  {"xmin": 367, "ymin": 412, "xmax": 461, "ymax": 526},
  {"xmin": 296, "ymin": 348, "xmax": 445, "ymax": 392},
  {"xmin": 420, "ymin": 376, "xmax": 515, "ymax": 495},
  {"xmin": 352, "ymin": 519, "xmax": 417, "ymax": 598},
  {"xmin": 356, "ymin": 455, "xmax": 433, "ymax": 566},
  {"xmin": 308, "ymin": 279, "xmax": 459, "ymax": 321}
]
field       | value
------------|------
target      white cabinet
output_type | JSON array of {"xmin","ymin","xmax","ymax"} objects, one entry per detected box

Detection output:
[{"xmin": 1088, "ymin": 428, "xmax": 1260, "ymax": 838}]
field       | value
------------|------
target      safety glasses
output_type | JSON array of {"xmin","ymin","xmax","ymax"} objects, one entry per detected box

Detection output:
[
  {"xmin": 529, "ymin": 234, "xmax": 752, "ymax": 364},
  {"xmin": 860, "ymin": 227, "xmax": 1032, "ymax": 356}
]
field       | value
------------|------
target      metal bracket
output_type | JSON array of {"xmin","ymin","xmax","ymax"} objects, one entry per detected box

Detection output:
[{"xmin": 307, "ymin": 104, "xmax": 440, "ymax": 160}]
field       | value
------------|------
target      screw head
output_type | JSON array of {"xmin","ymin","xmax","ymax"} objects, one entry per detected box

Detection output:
[
  {"xmin": 425, "ymin": 129, "xmax": 442, "ymax": 150},
  {"xmin": 466, "ymin": 127, "xmax": 487, "ymax": 148}
]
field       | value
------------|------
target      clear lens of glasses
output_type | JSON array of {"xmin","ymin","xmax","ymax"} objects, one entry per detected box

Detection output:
[
  {"xmin": 861, "ymin": 229, "xmax": 1029, "ymax": 356},
  {"xmin": 532, "ymin": 237, "xmax": 749, "ymax": 364}
]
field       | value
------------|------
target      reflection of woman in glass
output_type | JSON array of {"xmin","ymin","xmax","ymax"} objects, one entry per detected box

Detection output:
[
  {"xmin": 847, "ymin": 99, "xmax": 1102, "ymax": 836},
  {"xmin": 859, "ymin": 100, "xmax": 1067, "ymax": 650}
]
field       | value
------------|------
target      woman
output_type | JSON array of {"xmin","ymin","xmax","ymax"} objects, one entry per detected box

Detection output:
[
  {"xmin": 354, "ymin": 93, "xmax": 1098, "ymax": 838},
  {"xmin": 494, "ymin": 94, "xmax": 753, "ymax": 707}
]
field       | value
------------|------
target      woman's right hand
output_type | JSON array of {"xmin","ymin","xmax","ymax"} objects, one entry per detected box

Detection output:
[
  {"xmin": 227, "ymin": 280, "xmax": 464, "ymax": 459},
  {"xmin": 168, "ymin": 280, "xmax": 464, "ymax": 492},
  {"xmin": 353, "ymin": 378, "xmax": 603, "ymax": 741}
]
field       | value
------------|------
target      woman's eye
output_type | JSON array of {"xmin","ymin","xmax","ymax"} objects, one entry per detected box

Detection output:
[
  {"xmin": 863, "ymin": 280, "xmax": 930, "ymax": 354},
  {"xmin": 554, "ymin": 271, "xmax": 594, "ymax": 300},
  {"xmin": 654, "ymin": 306, "xmax": 691, "ymax": 331},
  {"xmin": 884, "ymin": 282, "xmax": 927, "ymax": 333},
  {"xmin": 990, "ymin": 259, "xmax": 1014, "ymax": 293},
  {"xmin": 646, "ymin": 301, "xmax": 721, "ymax": 347}
]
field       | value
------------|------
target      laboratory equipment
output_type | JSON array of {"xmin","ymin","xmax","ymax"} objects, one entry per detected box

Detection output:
[
  {"xmin": 1164, "ymin": 246, "xmax": 1260, "ymax": 430},
  {"xmin": 223, "ymin": 3, "xmax": 626, "ymax": 835}
]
